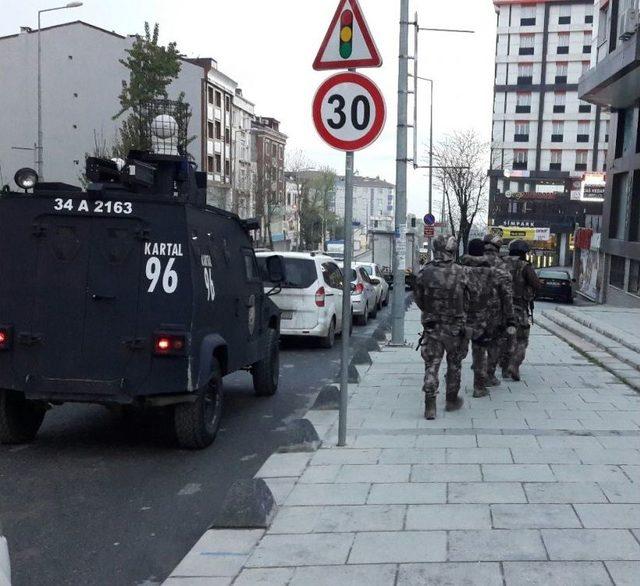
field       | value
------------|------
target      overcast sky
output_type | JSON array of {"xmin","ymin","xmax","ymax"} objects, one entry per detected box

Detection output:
[{"xmin": 2, "ymin": 0, "xmax": 497, "ymax": 216}]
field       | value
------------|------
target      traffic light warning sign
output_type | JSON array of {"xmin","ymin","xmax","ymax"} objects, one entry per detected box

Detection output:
[{"xmin": 313, "ymin": 0, "xmax": 383, "ymax": 71}]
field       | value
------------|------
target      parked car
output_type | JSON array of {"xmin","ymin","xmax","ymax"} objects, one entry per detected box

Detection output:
[
  {"xmin": 356, "ymin": 262, "xmax": 390, "ymax": 309},
  {"xmin": 340, "ymin": 264, "xmax": 378, "ymax": 326},
  {"xmin": 257, "ymin": 252, "xmax": 347, "ymax": 348},
  {"xmin": 0, "ymin": 522, "xmax": 10, "ymax": 586},
  {"xmin": 535, "ymin": 268, "xmax": 575, "ymax": 303}
]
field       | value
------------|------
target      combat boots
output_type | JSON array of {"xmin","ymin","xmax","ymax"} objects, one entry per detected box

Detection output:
[
  {"xmin": 424, "ymin": 397, "xmax": 437, "ymax": 420},
  {"xmin": 445, "ymin": 393, "xmax": 464, "ymax": 411},
  {"xmin": 473, "ymin": 387, "xmax": 489, "ymax": 398},
  {"xmin": 501, "ymin": 366, "xmax": 511, "ymax": 380},
  {"xmin": 486, "ymin": 374, "xmax": 500, "ymax": 387},
  {"xmin": 511, "ymin": 366, "xmax": 521, "ymax": 381}
]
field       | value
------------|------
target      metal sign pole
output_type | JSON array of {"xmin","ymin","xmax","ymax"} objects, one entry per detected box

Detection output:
[{"xmin": 338, "ymin": 150, "xmax": 355, "ymax": 447}]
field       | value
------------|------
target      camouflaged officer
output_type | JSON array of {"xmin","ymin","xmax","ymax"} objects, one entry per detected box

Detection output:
[
  {"xmin": 499, "ymin": 240, "xmax": 541, "ymax": 381},
  {"xmin": 414, "ymin": 235, "xmax": 470, "ymax": 420},
  {"xmin": 460, "ymin": 239, "xmax": 515, "ymax": 399}
]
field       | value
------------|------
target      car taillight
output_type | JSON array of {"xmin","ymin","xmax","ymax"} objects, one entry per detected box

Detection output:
[
  {"xmin": 153, "ymin": 332, "xmax": 186, "ymax": 356},
  {"xmin": 315, "ymin": 287, "xmax": 326, "ymax": 307},
  {"xmin": 0, "ymin": 326, "xmax": 12, "ymax": 351},
  {"xmin": 354, "ymin": 283, "xmax": 364, "ymax": 294}
]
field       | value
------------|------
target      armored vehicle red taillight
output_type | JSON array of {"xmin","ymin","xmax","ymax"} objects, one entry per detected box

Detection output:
[
  {"xmin": 0, "ymin": 327, "xmax": 12, "ymax": 350},
  {"xmin": 153, "ymin": 333, "xmax": 186, "ymax": 356}
]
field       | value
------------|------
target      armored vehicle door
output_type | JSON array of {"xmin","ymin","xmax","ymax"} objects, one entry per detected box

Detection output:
[{"xmin": 240, "ymin": 247, "xmax": 264, "ymax": 348}]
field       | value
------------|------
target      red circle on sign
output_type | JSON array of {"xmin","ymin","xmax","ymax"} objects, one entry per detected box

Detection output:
[{"xmin": 312, "ymin": 72, "xmax": 386, "ymax": 152}]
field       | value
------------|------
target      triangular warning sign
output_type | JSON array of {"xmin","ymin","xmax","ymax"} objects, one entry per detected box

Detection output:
[{"xmin": 313, "ymin": 0, "xmax": 383, "ymax": 71}]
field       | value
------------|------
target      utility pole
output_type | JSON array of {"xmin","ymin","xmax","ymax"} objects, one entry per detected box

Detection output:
[{"xmin": 391, "ymin": 0, "xmax": 410, "ymax": 346}]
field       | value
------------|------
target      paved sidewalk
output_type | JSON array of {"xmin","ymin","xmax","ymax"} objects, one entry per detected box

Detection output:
[{"xmin": 167, "ymin": 305, "xmax": 640, "ymax": 585}]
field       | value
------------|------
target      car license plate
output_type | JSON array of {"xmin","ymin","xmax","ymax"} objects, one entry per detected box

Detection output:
[{"xmin": 281, "ymin": 311, "xmax": 293, "ymax": 320}]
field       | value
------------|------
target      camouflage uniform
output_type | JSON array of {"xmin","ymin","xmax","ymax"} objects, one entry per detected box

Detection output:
[
  {"xmin": 414, "ymin": 236, "xmax": 469, "ymax": 417},
  {"xmin": 460, "ymin": 254, "xmax": 514, "ymax": 395},
  {"xmin": 499, "ymin": 255, "xmax": 541, "ymax": 379}
]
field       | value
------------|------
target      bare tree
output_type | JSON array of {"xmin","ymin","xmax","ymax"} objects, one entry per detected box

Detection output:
[{"xmin": 433, "ymin": 130, "xmax": 489, "ymax": 254}]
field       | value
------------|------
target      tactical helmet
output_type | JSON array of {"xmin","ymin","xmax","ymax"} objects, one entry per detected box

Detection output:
[
  {"xmin": 468, "ymin": 238, "xmax": 485, "ymax": 257},
  {"xmin": 483, "ymin": 233, "xmax": 503, "ymax": 251},
  {"xmin": 509, "ymin": 239, "xmax": 530, "ymax": 256},
  {"xmin": 433, "ymin": 234, "xmax": 457, "ymax": 260}
]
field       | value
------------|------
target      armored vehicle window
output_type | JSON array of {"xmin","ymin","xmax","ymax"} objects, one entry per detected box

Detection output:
[
  {"xmin": 242, "ymin": 249, "xmax": 260, "ymax": 282},
  {"xmin": 322, "ymin": 262, "xmax": 343, "ymax": 289}
]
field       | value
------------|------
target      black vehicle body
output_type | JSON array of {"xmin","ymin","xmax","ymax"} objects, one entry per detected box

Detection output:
[
  {"xmin": 535, "ymin": 268, "xmax": 574, "ymax": 303},
  {"xmin": 0, "ymin": 152, "xmax": 282, "ymax": 447}
]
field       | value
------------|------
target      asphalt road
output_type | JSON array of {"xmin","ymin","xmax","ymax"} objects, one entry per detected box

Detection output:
[{"xmin": 0, "ymin": 304, "xmax": 394, "ymax": 586}]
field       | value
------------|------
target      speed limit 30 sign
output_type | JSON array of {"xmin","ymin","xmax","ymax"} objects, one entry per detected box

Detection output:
[{"xmin": 312, "ymin": 72, "xmax": 386, "ymax": 152}]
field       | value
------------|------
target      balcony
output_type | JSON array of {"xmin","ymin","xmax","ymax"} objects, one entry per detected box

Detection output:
[{"xmin": 513, "ymin": 161, "xmax": 528, "ymax": 170}]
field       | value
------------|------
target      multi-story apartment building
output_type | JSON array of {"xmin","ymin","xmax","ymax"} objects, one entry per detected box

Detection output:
[
  {"xmin": 489, "ymin": 0, "xmax": 609, "ymax": 266},
  {"xmin": 333, "ymin": 175, "xmax": 396, "ymax": 235},
  {"xmin": 579, "ymin": 0, "xmax": 640, "ymax": 307}
]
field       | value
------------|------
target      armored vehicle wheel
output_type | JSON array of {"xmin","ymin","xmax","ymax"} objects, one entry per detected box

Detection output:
[
  {"xmin": 319, "ymin": 318, "xmax": 336, "ymax": 349},
  {"xmin": 174, "ymin": 360, "xmax": 223, "ymax": 450},
  {"xmin": 0, "ymin": 390, "xmax": 46, "ymax": 444},
  {"xmin": 253, "ymin": 328, "xmax": 280, "ymax": 396}
]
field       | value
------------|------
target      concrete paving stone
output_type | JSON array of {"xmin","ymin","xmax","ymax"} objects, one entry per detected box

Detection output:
[
  {"xmin": 574, "ymin": 504, "xmax": 640, "ymax": 528},
  {"xmin": 169, "ymin": 529, "xmax": 264, "ymax": 578},
  {"xmin": 367, "ymin": 482, "xmax": 446, "ymax": 504},
  {"xmin": 335, "ymin": 464, "xmax": 411, "ymax": 483},
  {"xmin": 482, "ymin": 464, "xmax": 556, "ymax": 482},
  {"xmin": 262, "ymin": 478, "xmax": 296, "ymax": 506},
  {"xmin": 446, "ymin": 448, "xmax": 513, "ymax": 464},
  {"xmin": 348, "ymin": 531, "xmax": 447, "ymax": 564},
  {"xmin": 599, "ymin": 482, "xmax": 640, "ymax": 503},
  {"xmin": 246, "ymin": 533, "xmax": 354, "ymax": 567},
  {"xmin": 268, "ymin": 506, "xmax": 322, "ymax": 534},
  {"xmin": 551, "ymin": 464, "xmax": 629, "ymax": 482},
  {"xmin": 353, "ymin": 434, "xmax": 418, "ymax": 448},
  {"xmin": 574, "ymin": 448, "xmax": 640, "ymax": 465},
  {"xmin": 233, "ymin": 568, "xmax": 294, "ymax": 585},
  {"xmin": 378, "ymin": 448, "xmax": 446, "ymax": 464},
  {"xmin": 448, "ymin": 482, "xmax": 528, "ymax": 504},
  {"xmin": 526, "ymin": 418, "xmax": 585, "ymax": 431},
  {"xmin": 477, "ymin": 435, "xmax": 540, "ymax": 449},
  {"xmin": 448, "ymin": 529, "xmax": 547, "ymax": 561},
  {"xmin": 164, "ymin": 578, "xmax": 231, "ymax": 586},
  {"xmin": 537, "ymin": 436, "xmax": 603, "ymax": 450},
  {"xmin": 622, "ymin": 466, "xmax": 640, "ymax": 482},
  {"xmin": 411, "ymin": 464, "xmax": 482, "ymax": 482},
  {"xmin": 397, "ymin": 562, "xmax": 503, "ymax": 586},
  {"xmin": 542, "ymin": 529, "xmax": 640, "ymax": 561},
  {"xmin": 491, "ymin": 504, "xmax": 581, "ymax": 529},
  {"xmin": 511, "ymin": 448, "xmax": 580, "ymax": 464},
  {"xmin": 597, "ymin": 436, "xmax": 640, "ymax": 450},
  {"xmin": 413, "ymin": 435, "xmax": 478, "ymax": 449},
  {"xmin": 524, "ymin": 482, "xmax": 608, "ymax": 503},
  {"xmin": 311, "ymin": 448, "xmax": 380, "ymax": 466},
  {"xmin": 255, "ymin": 453, "xmax": 312, "ymax": 478},
  {"xmin": 298, "ymin": 465, "xmax": 341, "ymax": 484},
  {"xmin": 285, "ymin": 483, "xmax": 370, "ymax": 506},
  {"xmin": 605, "ymin": 561, "xmax": 640, "ymax": 586},
  {"xmin": 290, "ymin": 564, "xmax": 398, "ymax": 586},
  {"xmin": 472, "ymin": 418, "xmax": 529, "ymax": 430},
  {"xmin": 406, "ymin": 504, "xmax": 491, "ymax": 530},
  {"xmin": 502, "ymin": 562, "xmax": 613, "ymax": 586}
]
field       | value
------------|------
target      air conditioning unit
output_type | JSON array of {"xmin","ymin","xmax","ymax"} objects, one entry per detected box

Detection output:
[{"xmin": 620, "ymin": 8, "xmax": 639, "ymax": 41}]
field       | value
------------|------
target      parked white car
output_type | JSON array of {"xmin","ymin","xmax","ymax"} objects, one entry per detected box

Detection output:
[
  {"xmin": 356, "ymin": 262, "xmax": 390, "ymax": 309},
  {"xmin": 0, "ymin": 522, "xmax": 10, "ymax": 586},
  {"xmin": 256, "ymin": 252, "xmax": 347, "ymax": 348},
  {"xmin": 340, "ymin": 264, "xmax": 378, "ymax": 326}
]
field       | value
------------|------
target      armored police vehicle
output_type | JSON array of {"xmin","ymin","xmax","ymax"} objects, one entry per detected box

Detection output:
[{"xmin": 0, "ymin": 109, "xmax": 285, "ymax": 450}]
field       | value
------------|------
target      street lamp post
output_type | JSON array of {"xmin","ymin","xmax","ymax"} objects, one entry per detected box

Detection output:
[{"xmin": 37, "ymin": 2, "xmax": 83, "ymax": 179}]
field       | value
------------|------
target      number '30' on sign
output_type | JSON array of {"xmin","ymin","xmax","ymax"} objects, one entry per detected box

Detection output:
[{"xmin": 312, "ymin": 72, "xmax": 386, "ymax": 152}]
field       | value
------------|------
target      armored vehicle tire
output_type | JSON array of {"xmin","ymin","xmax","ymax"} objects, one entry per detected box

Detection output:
[
  {"xmin": 319, "ymin": 318, "xmax": 336, "ymax": 349},
  {"xmin": 0, "ymin": 390, "xmax": 46, "ymax": 444},
  {"xmin": 174, "ymin": 361, "xmax": 223, "ymax": 450},
  {"xmin": 253, "ymin": 328, "xmax": 280, "ymax": 397}
]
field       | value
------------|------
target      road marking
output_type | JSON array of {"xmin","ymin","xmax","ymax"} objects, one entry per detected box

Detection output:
[
  {"xmin": 241, "ymin": 454, "xmax": 257, "ymax": 462},
  {"xmin": 178, "ymin": 483, "xmax": 202, "ymax": 496}
]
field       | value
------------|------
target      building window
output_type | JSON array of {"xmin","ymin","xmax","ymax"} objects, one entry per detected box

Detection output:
[
  {"xmin": 585, "ymin": 6, "xmax": 594, "ymax": 24},
  {"xmin": 519, "ymin": 34, "xmax": 535, "ymax": 55},
  {"xmin": 278, "ymin": 145, "xmax": 284, "ymax": 160},
  {"xmin": 514, "ymin": 121, "xmax": 530, "ymax": 142},
  {"xmin": 575, "ymin": 150, "xmax": 588, "ymax": 171},
  {"xmin": 518, "ymin": 63, "xmax": 533, "ymax": 84},
  {"xmin": 225, "ymin": 159, "xmax": 231, "ymax": 177},
  {"xmin": 550, "ymin": 150, "xmax": 562, "ymax": 171},
  {"xmin": 552, "ymin": 121, "xmax": 564, "ymax": 142},
  {"xmin": 225, "ymin": 127, "xmax": 231, "ymax": 143},
  {"xmin": 583, "ymin": 31, "xmax": 592, "ymax": 54},
  {"xmin": 577, "ymin": 121, "xmax": 590, "ymax": 142},
  {"xmin": 215, "ymin": 121, "xmax": 222, "ymax": 140},
  {"xmin": 207, "ymin": 121, "xmax": 214, "ymax": 138},
  {"xmin": 629, "ymin": 260, "xmax": 640, "ymax": 295},
  {"xmin": 610, "ymin": 255, "xmax": 626, "ymax": 289},
  {"xmin": 521, "ymin": 5, "xmax": 536, "ymax": 26},
  {"xmin": 207, "ymin": 87, "xmax": 214, "ymax": 104},
  {"xmin": 225, "ymin": 95, "xmax": 231, "ymax": 111},
  {"xmin": 555, "ymin": 62, "xmax": 568, "ymax": 83},
  {"xmin": 558, "ymin": 5, "xmax": 571, "ymax": 25},
  {"xmin": 604, "ymin": 119, "xmax": 610, "ymax": 143},
  {"xmin": 207, "ymin": 156, "xmax": 214, "ymax": 173},
  {"xmin": 215, "ymin": 91, "xmax": 222, "ymax": 108},
  {"xmin": 610, "ymin": 173, "xmax": 629, "ymax": 240},
  {"xmin": 215, "ymin": 154, "xmax": 222, "ymax": 173},
  {"xmin": 516, "ymin": 92, "xmax": 531, "ymax": 113},
  {"xmin": 513, "ymin": 149, "xmax": 528, "ymax": 170},
  {"xmin": 553, "ymin": 92, "xmax": 566, "ymax": 113},
  {"xmin": 557, "ymin": 33, "xmax": 570, "ymax": 54},
  {"xmin": 579, "ymin": 100, "xmax": 592, "ymax": 114}
]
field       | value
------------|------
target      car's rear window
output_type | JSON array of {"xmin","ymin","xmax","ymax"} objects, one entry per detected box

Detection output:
[
  {"xmin": 539, "ymin": 270, "xmax": 570, "ymax": 280},
  {"xmin": 361, "ymin": 265, "xmax": 373, "ymax": 276},
  {"xmin": 258, "ymin": 257, "xmax": 317, "ymax": 289}
]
